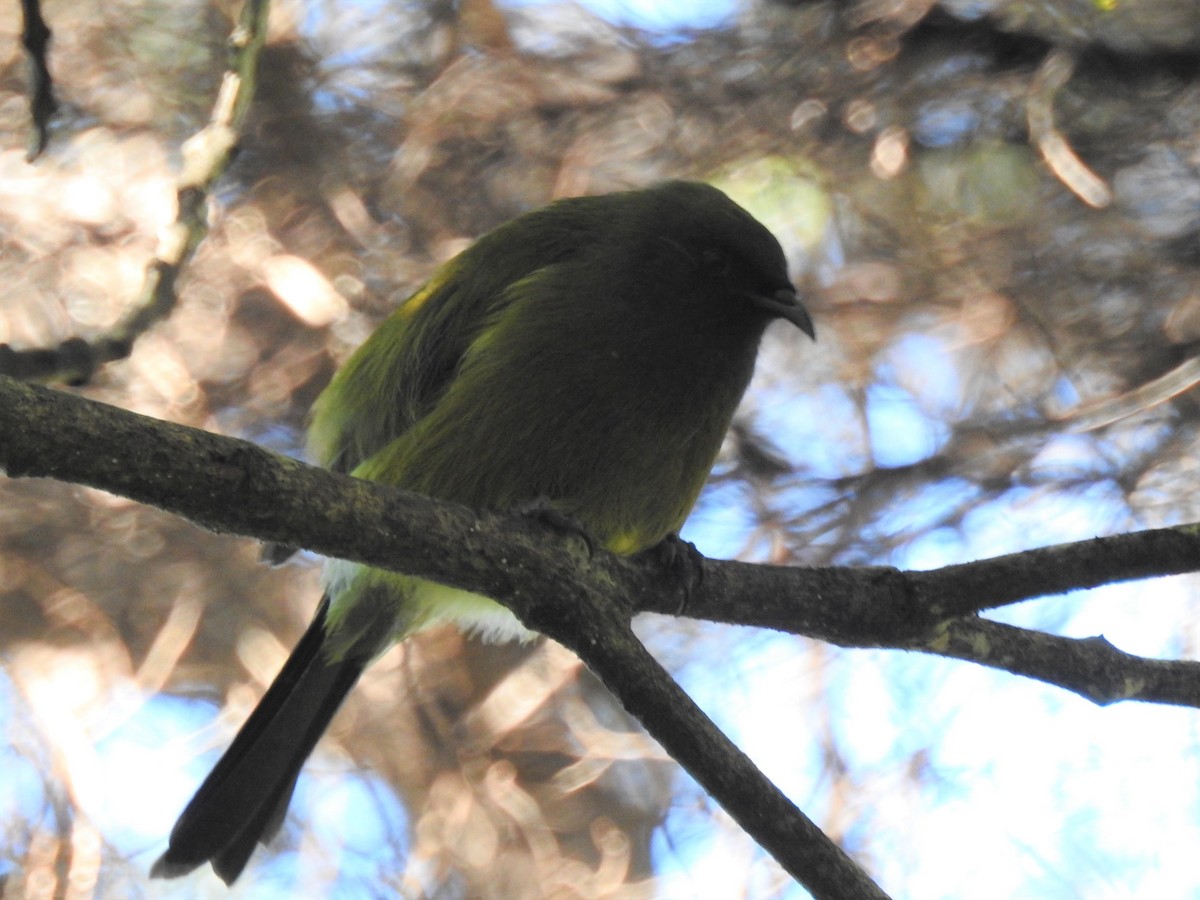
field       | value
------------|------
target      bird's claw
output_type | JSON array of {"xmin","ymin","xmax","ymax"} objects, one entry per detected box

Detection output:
[
  {"xmin": 643, "ymin": 533, "xmax": 705, "ymax": 615},
  {"xmin": 515, "ymin": 498, "xmax": 596, "ymax": 558}
]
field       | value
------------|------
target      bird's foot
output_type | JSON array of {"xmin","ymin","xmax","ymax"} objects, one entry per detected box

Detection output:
[
  {"xmin": 642, "ymin": 533, "xmax": 704, "ymax": 615},
  {"xmin": 514, "ymin": 498, "xmax": 596, "ymax": 558}
]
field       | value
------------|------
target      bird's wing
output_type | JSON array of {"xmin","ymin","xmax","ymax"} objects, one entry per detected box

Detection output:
[{"xmin": 307, "ymin": 205, "xmax": 600, "ymax": 476}]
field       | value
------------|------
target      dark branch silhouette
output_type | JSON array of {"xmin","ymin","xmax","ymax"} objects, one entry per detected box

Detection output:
[{"xmin": 19, "ymin": 0, "xmax": 56, "ymax": 160}]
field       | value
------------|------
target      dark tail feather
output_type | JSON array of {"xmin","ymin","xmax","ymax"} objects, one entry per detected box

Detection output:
[{"xmin": 151, "ymin": 595, "xmax": 366, "ymax": 884}]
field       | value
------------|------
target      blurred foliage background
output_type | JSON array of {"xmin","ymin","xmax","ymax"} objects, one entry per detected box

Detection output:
[{"xmin": 2, "ymin": 0, "xmax": 1200, "ymax": 897}]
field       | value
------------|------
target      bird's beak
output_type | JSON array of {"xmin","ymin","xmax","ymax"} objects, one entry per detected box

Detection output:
[{"xmin": 754, "ymin": 287, "xmax": 815, "ymax": 340}]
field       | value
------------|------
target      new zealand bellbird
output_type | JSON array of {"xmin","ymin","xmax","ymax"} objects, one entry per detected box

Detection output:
[{"xmin": 152, "ymin": 180, "xmax": 814, "ymax": 883}]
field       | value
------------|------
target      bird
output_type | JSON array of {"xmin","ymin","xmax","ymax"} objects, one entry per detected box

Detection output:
[{"xmin": 151, "ymin": 179, "xmax": 814, "ymax": 883}]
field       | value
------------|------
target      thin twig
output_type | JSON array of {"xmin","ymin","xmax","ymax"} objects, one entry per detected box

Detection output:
[
  {"xmin": 1, "ymin": 0, "xmax": 272, "ymax": 384},
  {"xmin": 1027, "ymin": 50, "xmax": 1111, "ymax": 208}
]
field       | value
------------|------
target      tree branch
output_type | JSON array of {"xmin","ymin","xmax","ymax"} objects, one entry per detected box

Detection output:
[
  {"xmin": 909, "ymin": 530, "xmax": 1200, "ymax": 618},
  {"xmin": 654, "ymin": 539, "xmax": 1200, "ymax": 706},
  {"xmin": 6, "ymin": 373, "xmax": 1200, "ymax": 717},
  {"xmin": 0, "ymin": 374, "xmax": 890, "ymax": 898},
  {"xmin": 902, "ymin": 618, "xmax": 1200, "ymax": 707},
  {"xmin": 6, "ymin": 371, "xmax": 1200, "ymax": 889}
]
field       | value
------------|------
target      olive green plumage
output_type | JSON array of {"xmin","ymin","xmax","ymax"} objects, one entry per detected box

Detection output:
[{"xmin": 152, "ymin": 180, "xmax": 813, "ymax": 884}]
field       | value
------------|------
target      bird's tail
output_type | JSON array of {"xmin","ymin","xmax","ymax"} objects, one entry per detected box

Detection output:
[{"xmin": 151, "ymin": 594, "xmax": 365, "ymax": 884}]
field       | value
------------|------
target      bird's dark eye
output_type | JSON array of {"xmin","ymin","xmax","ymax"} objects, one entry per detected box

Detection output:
[{"xmin": 702, "ymin": 248, "xmax": 731, "ymax": 276}]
